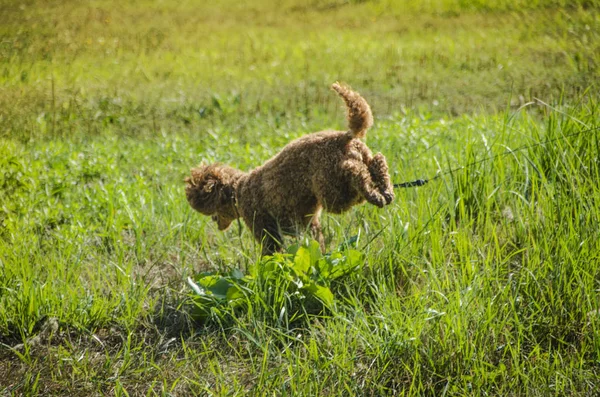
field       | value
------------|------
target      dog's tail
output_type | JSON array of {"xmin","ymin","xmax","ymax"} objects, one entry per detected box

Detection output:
[{"xmin": 331, "ymin": 82, "xmax": 373, "ymax": 139}]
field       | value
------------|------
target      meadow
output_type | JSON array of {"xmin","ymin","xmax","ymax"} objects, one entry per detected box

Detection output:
[{"xmin": 1, "ymin": 0, "xmax": 600, "ymax": 395}]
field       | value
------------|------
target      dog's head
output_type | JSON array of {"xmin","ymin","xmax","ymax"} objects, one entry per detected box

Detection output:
[{"xmin": 185, "ymin": 163, "xmax": 243, "ymax": 231}]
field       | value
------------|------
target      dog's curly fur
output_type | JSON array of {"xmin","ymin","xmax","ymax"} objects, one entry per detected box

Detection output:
[{"xmin": 185, "ymin": 83, "xmax": 395, "ymax": 254}]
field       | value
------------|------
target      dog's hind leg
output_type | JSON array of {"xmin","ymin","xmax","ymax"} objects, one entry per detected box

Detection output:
[
  {"xmin": 342, "ymin": 159, "xmax": 388, "ymax": 208},
  {"xmin": 310, "ymin": 216, "xmax": 325, "ymax": 253},
  {"xmin": 368, "ymin": 153, "xmax": 395, "ymax": 205}
]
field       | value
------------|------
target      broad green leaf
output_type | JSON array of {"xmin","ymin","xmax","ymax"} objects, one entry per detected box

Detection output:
[
  {"xmin": 307, "ymin": 240, "xmax": 322, "ymax": 264},
  {"xmin": 189, "ymin": 301, "xmax": 211, "ymax": 322},
  {"xmin": 346, "ymin": 249, "xmax": 364, "ymax": 266},
  {"xmin": 197, "ymin": 275, "xmax": 232, "ymax": 299},
  {"xmin": 329, "ymin": 250, "xmax": 364, "ymax": 279},
  {"xmin": 293, "ymin": 246, "xmax": 311, "ymax": 274},
  {"xmin": 262, "ymin": 259, "xmax": 278, "ymax": 273},
  {"xmin": 316, "ymin": 257, "xmax": 331, "ymax": 278},
  {"xmin": 286, "ymin": 243, "xmax": 300, "ymax": 256},
  {"xmin": 304, "ymin": 282, "xmax": 334, "ymax": 307},
  {"xmin": 230, "ymin": 268, "xmax": 244, "ymax": 280},
  {"xmin": 226, "ymin": 284, "xmax": 243, "ymax": 301}
]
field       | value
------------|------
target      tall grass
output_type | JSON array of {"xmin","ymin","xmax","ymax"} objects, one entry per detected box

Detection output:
[
  {"xmin": 2, "ymin": 99, "xmax": 599, "ymax": 394},
  {"xmin": 1, "ymin": 0, "xmax": 600, "ymax": 395}
]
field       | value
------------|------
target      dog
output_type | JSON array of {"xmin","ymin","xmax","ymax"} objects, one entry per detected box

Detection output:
[{"xmin": 185, "ymin": 83, "xmax": 395, "ymax": 255}]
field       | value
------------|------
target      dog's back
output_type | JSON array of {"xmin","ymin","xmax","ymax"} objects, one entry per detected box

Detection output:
[{"xmin": 237, "ymin": 83, "xmax": 376, "ymax": 227}]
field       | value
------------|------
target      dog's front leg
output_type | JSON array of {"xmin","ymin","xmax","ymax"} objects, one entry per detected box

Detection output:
[{"xmin": 250, "ymin": 215, "xmax": 283, "ymax": 255}]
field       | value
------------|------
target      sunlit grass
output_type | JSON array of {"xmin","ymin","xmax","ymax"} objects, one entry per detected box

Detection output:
[
  {"xmin": 1, "ymin": 0, "xmax": 600, "ymax": 395},
  {"xmin": 1, "ymin": 0, "xmax": 598, "ymax": 139}
]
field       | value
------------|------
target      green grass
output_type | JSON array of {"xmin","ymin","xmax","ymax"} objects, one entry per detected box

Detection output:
[{"xmin": 1, "ymin": 0, "xmax": 600, "ymax": 395}]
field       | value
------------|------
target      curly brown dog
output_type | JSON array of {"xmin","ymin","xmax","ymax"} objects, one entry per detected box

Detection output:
[{"xmin": 185, "ymin": 83, "xmax": 395, "ymax": 255}]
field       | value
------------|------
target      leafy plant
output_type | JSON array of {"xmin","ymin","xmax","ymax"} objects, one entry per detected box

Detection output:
[{"xmin": 187, "ymin": 240, "xmax": 364, "ymax": 323}]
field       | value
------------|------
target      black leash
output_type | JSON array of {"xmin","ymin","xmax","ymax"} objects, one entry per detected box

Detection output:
[
  {"xmin": 394, "ymin": 179, "xmax": 429, "ymax": 188},
  {"xmin": 393, "ymin": 125, "xmax": 600, "ymax": 189}
]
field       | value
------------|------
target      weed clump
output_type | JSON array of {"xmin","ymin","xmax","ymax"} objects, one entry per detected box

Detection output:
[{"xmin": 187, "ymin": 240, "xmax": 364, "ymax": 325}]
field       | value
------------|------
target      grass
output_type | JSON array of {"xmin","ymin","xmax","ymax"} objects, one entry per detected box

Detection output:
[{"xmin": 1, "ymin": 0, "xmax": 600, "ymax": 395}]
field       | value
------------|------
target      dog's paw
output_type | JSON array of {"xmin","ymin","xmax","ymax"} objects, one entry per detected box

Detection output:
[
  {"xmin": 382, "ymin": 190, "xmax": 395, "ymax": 205},
  {"xmin": 368, "ymin": 193, "xmax": 387, "ymax": 208}
]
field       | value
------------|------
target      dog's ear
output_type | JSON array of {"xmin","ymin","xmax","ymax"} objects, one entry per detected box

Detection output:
[
  {"xmin": 203, "ymin": 170, "xmax": 226, "ymax": 195},
  {"xmin": 203, "ymin": 177, "xmax": 218, "ymax": 193}
]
